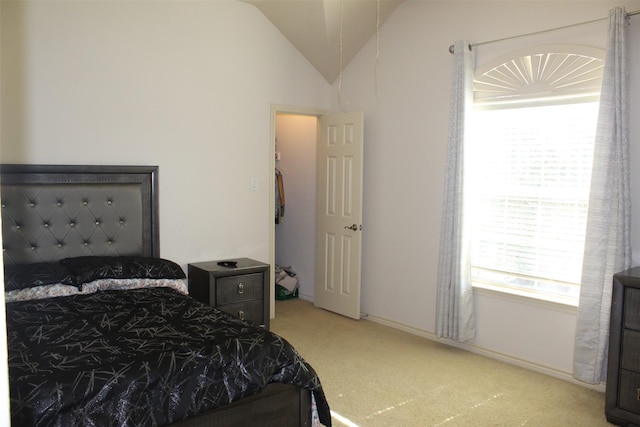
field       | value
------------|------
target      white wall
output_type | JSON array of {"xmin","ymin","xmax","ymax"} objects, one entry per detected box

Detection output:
[
  {"xmin": 334, "ymin": 0, "xmax": 640, "ymax": 380},
  {"xmin": 274, "ymin": 114, "xmax": 317, "ymax": 299},
  {"xmin": 0, "ymin": 0, "xmax": 331, "ymax": 270}
]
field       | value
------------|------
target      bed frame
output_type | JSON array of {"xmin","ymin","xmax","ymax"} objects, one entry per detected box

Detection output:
[{"xmin": 1, "ymin": 164, "xmax": 313, "ymax": 427}]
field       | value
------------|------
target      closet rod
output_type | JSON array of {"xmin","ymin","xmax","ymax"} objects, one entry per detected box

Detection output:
[{"xmin": 449, "ymin": 9, "xmax": 640, "ymax": 54}]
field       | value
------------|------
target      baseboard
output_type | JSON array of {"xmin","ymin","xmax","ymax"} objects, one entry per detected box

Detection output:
[
  {"xmin": 297, "ymin": 293, "xmax": 314, "ymax": 303},
  {"xmin": 365, "ymin": 313, "xmax": 606, "ymax": 393},
  {"xmin": 294, "ymin": 295, "xmax": 371, "ymax": 320}
]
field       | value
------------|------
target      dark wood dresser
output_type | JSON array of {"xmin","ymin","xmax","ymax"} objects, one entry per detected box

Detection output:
[
  {"xmin": 607, "ymin": 267, "xmax": 640, "ymax": 426},
  {"xmin": 188, "ymin": 258, "xmax": 270, "ymax": 330}
]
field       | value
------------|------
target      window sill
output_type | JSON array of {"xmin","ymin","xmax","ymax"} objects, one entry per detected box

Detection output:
[{"xmin": 472, "ymin": 282, "xmax": 579, "ymax": 313}]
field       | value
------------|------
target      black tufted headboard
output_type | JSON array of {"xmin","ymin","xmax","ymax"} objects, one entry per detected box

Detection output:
[{"xmin": 0, "ymin": 164, "xmax": 158, "ymax": 265}]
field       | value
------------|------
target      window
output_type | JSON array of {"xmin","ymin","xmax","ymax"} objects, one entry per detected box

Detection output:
[{"xmin": 467, "ymin": 45, "xmax": 604, "ymax": 304}]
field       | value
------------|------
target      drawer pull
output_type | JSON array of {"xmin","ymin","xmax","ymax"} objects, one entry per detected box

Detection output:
[
  {"xmin": 237, "ymin": 283, "xmax": 244, "ymax": 294},
  {"xmin": 238, "ymin": 310, "xmax": 245, "ymax": 321},
  {"xmin": 637, "ymin": 388, "xmax": 640, "ymax": 401}
]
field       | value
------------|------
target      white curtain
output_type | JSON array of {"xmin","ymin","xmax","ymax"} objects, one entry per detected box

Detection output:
[
  {"xmin": 573, "ymin": 7, "xmax": 631, "ymax": 384},
  {"xmin": 436, "ymin": 40, "xmax": 475, "ymax": 342}
]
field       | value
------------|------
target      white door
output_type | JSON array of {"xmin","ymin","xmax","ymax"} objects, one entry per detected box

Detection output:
[{"xmin": 314, "ymin": 112, "xmax": 364, "ymax": 320}]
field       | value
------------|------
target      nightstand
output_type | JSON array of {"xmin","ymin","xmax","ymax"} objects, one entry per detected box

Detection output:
[{"xmin": 188, "ymin": 258, "xmax": 270, "ymax": 329}]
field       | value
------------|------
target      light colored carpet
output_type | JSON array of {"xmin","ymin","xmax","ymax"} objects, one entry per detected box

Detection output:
[{"xmin": 270, "ymin": 299, "xmax": 612, "ymax": 427}]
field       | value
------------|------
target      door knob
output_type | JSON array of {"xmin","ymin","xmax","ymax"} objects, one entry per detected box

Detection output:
[{"xmin": 344, "ymin": 224, "xmax": 358, "ymax": 231}]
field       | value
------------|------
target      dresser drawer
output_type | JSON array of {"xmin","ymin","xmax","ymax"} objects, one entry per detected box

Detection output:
[
  {"xmin": 619, "ymin": 369, "xmax": 640, "ymax": 414},
  {"xmin": 622, "ymin": 329, "xmax": 640, "ymax": 373},
  {"xmin": 218, "ymin": 300, "xmax": 264, "ymax": 325},
  {"xmin": 625, "ymin": 288, "xmax": 640, "ymax": 331},
  {"xmin": 216, "ymin": 273, "xmax": 264, "ymax": 304}
]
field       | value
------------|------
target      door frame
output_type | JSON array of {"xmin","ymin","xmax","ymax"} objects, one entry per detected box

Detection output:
[{"xmin": 269, "ymin": 104, "xmax": 327, "ymax": 319}]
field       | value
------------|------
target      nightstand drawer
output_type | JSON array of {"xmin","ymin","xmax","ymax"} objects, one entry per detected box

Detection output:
[
  {"xmin": 219, "ymin": 300, "xmax": 264, "ymax": 325},
  {"xmin": 216, "ymin": 273, "xmax": 264, "ymax": 304},
  {"xmin": 622, "ymin": 329, "xmax": 640, "ymax": 372}
]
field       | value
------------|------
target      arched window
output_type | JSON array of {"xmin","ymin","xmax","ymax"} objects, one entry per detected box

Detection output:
[
  {"xmin": 474, "ymin": 44, "xmax": 604, "ymax": 106},
  {"xmin": 467, "ymin": 45, "xmax": 604, "ymax": 304}
]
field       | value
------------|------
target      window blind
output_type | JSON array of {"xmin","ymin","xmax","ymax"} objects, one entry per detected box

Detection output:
[{"xmin": 468, "ymin": 102, "xmax": 599, "ymax": 299}]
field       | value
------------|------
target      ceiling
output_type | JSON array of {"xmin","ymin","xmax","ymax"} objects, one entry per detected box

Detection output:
[{"xmin": 241, "ymin": 0, "xmax": 405, "ymax": 83}]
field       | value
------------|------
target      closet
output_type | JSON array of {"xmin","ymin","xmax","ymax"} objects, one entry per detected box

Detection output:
[{"xmin": 274, "ymin": 114, "xmax": 318, "ymax": 300}]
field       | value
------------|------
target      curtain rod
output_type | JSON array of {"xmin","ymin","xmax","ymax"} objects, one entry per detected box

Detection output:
[{"xmin": 449, "ymin": 9, "xmax": 640, "ymax": 54}]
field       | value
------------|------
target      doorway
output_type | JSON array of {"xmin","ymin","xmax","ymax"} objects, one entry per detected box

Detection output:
[
  {"xmin": 269, "ymin": 105, "xmax": 325, "ymax": 318},
  {"xmin": 269, "ymin": 106, "xmax": 365, "ymax": 320}
]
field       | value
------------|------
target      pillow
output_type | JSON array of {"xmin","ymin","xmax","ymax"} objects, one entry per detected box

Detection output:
[
  {"xmin": 5, "ymin": 283, "xmax": 82, "ymax": 302},
  {"xmin": 4, "ymin": 262, "xmax": 77, "ymax": 291},
  {"xmin": 81, "ymin": 278, "xmax": 188, "ymax": 295},
  {"xmin": 60, "ymin": 256, "xmax": 186, "ymax": 285}
]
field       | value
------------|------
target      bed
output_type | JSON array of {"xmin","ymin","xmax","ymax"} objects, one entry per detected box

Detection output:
[{"xmin": 1, "ymin": 164, "xmax": 331, "ymax": 427}]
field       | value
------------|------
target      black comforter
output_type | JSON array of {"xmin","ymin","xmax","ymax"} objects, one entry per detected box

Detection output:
[{"xmin": 7, "ymin": 287, "xmax": 330, "ymax": 426}]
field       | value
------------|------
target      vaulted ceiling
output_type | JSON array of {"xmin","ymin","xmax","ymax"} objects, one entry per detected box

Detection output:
[{"xmin": 240, "ymin": 0, "xmax": 404, "ymax": 83}]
